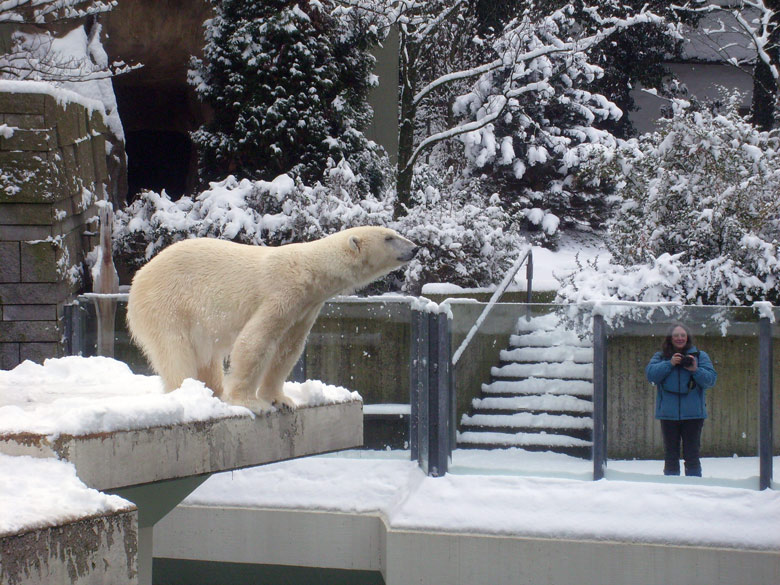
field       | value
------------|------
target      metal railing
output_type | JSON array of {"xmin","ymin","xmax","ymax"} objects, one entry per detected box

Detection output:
[{"xmin": 451, "ymin": 247, "xmax": 533, "ymax": 367}]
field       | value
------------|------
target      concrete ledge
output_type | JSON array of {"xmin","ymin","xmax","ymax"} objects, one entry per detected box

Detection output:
[
  {"xmin": 155, "ymin": 505, "xmax": 780, "ymax": 585},
  {"xmin": 0, "ymin": 401, "xmax": 363, "ymax": 491},
  {"xmin": 155, "ymin": 506, "xmax": 383, "ymax": 573},
  {"xmin": 0, "ymin": 509, "xmax": 137, "ymax": 585}
]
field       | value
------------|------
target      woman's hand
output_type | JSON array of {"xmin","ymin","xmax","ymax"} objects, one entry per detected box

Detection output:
[
  {"xmin": 684, "ymin": 355, "xmax": 698, "ymax": 372},
  {"xmin": 671, "ymin": 353, "xmax": 683, "ymax": 366}
]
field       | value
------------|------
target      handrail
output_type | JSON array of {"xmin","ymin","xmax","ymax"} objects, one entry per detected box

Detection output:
[{"xmin": 451, "ymin": 246, "xmax": 533, "ymax": 366}]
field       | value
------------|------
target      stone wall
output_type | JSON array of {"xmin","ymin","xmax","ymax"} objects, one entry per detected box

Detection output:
[{"xmin": 0, "ymin": 89, "xmax": 109, "ymax": 369}]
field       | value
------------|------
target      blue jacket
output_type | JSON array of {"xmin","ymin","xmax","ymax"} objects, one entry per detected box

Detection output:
[{"xmin": 645, "ymin": 346, "xmax": 717, "ymax": 420}]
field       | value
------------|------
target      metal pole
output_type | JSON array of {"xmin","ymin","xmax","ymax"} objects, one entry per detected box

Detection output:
[
  {"xmin": 427, "ymin": 311, "xmax": 449, "ymax": 477},
  {"xmin": 592, "ymin": 314, "xmax": 608, "ymax": 480},
  {"xmin": 758, "ymin": 317, "xmax": 774, "ymax": 490},
  {"xmin": 410, "ymin": 308, "xmax": 424, "ymax": 463}
]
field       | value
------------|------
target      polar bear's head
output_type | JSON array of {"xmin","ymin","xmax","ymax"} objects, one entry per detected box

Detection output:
[{"xmin": 334, "ymin": 226, "xmax": 419, "ymax": 288}]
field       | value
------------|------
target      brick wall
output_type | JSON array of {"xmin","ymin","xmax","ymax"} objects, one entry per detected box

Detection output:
[{"xmin": 0, "ymin": 90, "xmax": 109, "ymax": 369}]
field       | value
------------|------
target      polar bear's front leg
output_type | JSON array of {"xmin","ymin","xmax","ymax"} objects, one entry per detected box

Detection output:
[
  {"xmin": 224, "ymin": 308, "xmax": 289, "ymax": 410},
  {"xmin": 256, "ymin": 303, "xmax": 323, "ymax": 409}
]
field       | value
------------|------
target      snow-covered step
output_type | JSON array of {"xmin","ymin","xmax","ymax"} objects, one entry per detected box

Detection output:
[
  {"xmin": 513, "ymin": 313, "xmax": 564, "ymax": 333},
  {"xmin": 509, "ymin": 331, "xmax": 592, "ymax": 348},
  {"xmin": 472, "ymin": 394, "xmax": 593, "ymax": 414},
  {"xmin": 500, "ymin": 345, "xmax": 593, "ymax": 364},
  {"xmin": 491, "ymin": 361, "xmax": 593, "ymax": 381},
  {"xmin": 482, "ymin": 378, "xmax": 593, "ymax": 397},
  {"xmin": 457, "ymin": 313, "xmax": 595, "ymax": 458},
  {"xmin": 456, "ymin": 430, "xmax": 593, "ymax": 458},
  {"xmin": 461, "ymin": 412, "xmax": 592, "ymax": 431}
]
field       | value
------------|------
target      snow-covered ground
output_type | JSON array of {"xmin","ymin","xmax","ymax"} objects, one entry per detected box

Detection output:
[
  {"xmin": 422, "ymin": 232, "xmax": 608, "ymax": 295},
  {"xmin": 183, "ymin": 449, "xmax": 780, "ymax": 551},
  {"xmin": 0, "ymin": 356, "xmax": 359, "ymax": 438}
]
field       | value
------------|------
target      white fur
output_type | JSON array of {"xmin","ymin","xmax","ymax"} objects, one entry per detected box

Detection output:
[{"xmin": 126, "ymin": 226, "xmax": 417, "ymax": 410}]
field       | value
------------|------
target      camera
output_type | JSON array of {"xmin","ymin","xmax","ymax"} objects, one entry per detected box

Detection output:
[{"xmin": 680, "ymin": 354, "xmax": 696, "ymax": 368}]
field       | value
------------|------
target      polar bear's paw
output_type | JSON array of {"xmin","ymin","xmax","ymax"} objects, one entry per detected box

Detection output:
[
  {"xmin": 226, "ymin": 395, "xmax": 274, "ymax": 413},
  {"xmin": 270, "ymin": 393, "xmax": 297, "ymax": 411}
]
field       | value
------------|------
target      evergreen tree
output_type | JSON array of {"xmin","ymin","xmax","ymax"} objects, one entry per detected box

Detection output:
[{"xmin": 189, "ymin": 0, "xmax": 385, "ymax": 193}]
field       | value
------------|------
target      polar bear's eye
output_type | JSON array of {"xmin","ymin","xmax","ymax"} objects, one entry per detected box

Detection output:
[{"xmin": 385, "ymin": 235, "xmax": 394, "ymax": 241}]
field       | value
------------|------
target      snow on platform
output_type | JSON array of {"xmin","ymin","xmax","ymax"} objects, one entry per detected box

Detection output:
[{"xmin": 0, "ymin": 356, "xmax": 363, "ymax": 489}]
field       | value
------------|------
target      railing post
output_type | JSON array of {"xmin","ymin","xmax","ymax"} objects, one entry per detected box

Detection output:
[
  {"xmin": 410, "ymin": 308, "xmax": 429, "ymax": 469},
  {"xmin": 411, "ymin": 306, "xmax": 452, "ymax": 476},
  {"xmin": 427, "ymin": 311, "xmax": 451, "ymax": 477},
  {"xmin": 759, "ymin": 317, "xmax": 773, "ymax": 490},
  {"xmin": 592, "ymin": 313, "xmax": 608, "ymax": 480},
  {"xmin": 63, "ymin": 300, "xmax": 86, "ymax": 357}
]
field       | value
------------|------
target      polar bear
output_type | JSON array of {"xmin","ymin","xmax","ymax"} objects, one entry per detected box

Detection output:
[{"xmin": 126, "ymin": 226, "xmax": 418, "ymax": 411}]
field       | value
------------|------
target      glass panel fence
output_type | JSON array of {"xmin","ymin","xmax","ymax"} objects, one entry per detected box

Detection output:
[
  {"xmin": 591, "ymin": 303, "xmax": 761, "ymax": 488},
  {"xmin": 66, "ymin": 296, "xmax": 776, "ymax": 486},
  {"xmin": 445, "ymin": 302, "xmax": 595, "ymax": 479},
  {"xmin": 445, "ymin": 301, "xmax": 769, "ymax": 487},
  {"xmin": 771, "ymin": 306, "xmax": 780, "ymax": 489}
]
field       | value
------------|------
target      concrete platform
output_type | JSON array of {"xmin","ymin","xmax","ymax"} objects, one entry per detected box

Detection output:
[
  {"xmin": 0, "ymin": 401, "xmax": 364, "ymax": 490},
  {"xmin": 155, "ymin": 505, "xmax": 780, "ymax": 585},
  {"xmin": 0, "ymin": 401, "xmax": 364, "ymax": 585}
]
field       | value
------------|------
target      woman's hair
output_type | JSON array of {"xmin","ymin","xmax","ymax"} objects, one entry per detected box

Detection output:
[{"xmin": 661, "ymin": 322, "xmax": 694, "ymax": 358}]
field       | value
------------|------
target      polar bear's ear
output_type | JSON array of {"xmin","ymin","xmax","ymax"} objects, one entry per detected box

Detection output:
[{"xmin": 349, "ymin": 235, "xmax": 361, "ymax": 253}]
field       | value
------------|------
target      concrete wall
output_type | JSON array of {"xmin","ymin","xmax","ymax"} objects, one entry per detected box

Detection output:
[
  {"xmin": 155, "ymin": 505, "xmax": 780, "ymax": 585},
  {"xmin": 0, "ymin": 91, "xmax": 109, "ymax": 369},
  {"xmin": 608, "ymin": 334, "xmax": 780, "ymax": 459},
  {"xmin": 0, "ymin": 509, "xmax": 137, "ymax": 585}
]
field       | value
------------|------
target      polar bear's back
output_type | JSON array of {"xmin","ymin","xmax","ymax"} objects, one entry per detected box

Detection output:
[{"xmin": 127, "ymin": 238, "xmax": 270, "ymax": 352}]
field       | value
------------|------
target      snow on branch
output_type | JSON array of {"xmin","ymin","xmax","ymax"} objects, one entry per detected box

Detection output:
[
  {"xmin": 0, "ymin": 0, "xmax": 115, "ymax": 24},
  {"xmin": 671, "ymin": 0, "xmax": 779, "ymax": 82}
]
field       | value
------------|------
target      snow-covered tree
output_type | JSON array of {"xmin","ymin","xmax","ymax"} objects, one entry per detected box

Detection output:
[
  {"xmin": 0, "ymin": 2, "xmax": 134, "ymax": 82},
  {"xmin": 189, "ymin": 0, "xmax": 387, "ymax": 195},
  {"xmin": 394, "ymin": 166, "xmax": 525, "ymax": 294},
  {"xmin": 451, "ymin": 4, "xmax": 669, "ymax": 242},
  {"xmin": 560, "ymin": 92, "xmax": 780, "ymax": 305}
]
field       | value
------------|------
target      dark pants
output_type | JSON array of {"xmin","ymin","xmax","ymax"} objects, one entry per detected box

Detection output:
[{"xmin": 660, "ymin": 419, "xmax": 705, "ymax": 476}]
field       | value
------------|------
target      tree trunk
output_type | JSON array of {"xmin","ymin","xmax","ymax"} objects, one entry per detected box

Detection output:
[
  {"xmin": 395, "ymin": 34, "xmax": 416, "ymax": 219},
  {"xmin": 750, "ymin": 1, "xmax": 780, "ymax": 130}
]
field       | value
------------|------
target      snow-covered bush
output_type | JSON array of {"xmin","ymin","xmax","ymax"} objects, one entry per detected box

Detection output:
[
  {"xmin": 116, "ymin": 160, "xmax": 526, "ymax": 295},
  {"xmin": 558, "ymin": 93, "xmax": 780, "ymax": 305},
  {"xmin": 395, "ymin": 167, "xmax": 526, "ymax": 294},
  {"xmin": 114, "ymin": 159, "xmax": 393, "ymax": 268}
]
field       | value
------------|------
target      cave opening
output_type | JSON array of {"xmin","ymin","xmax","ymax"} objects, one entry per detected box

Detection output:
[{"xmin": 125, "ymin": 130, "xmax": 194, "ymax": 203}]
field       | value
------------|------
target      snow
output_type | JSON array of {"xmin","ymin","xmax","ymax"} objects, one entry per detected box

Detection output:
[
  {"xmin": 181, "ymin": 449, "xmax": 780, "ymax": 551},
  {"xmin": 0, "ymin": 356, "xmax": 360, "ymax": 438},
  {"xmin": 0, "ymin": 355, "xmax": 362, "ymax": 538},
  {"xmin": 421, "ymin": 233, "xmax": 607, "ymax": 296},
  {"xmin": 0, "ymin": 79, "xmax": 106, "ymax": 116},
  {"xmin": 0, "ymin": 454, "xmax": 132, "ymax": 537}
]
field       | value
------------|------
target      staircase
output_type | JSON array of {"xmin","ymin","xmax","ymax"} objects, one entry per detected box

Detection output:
[{"xmin": 457, "ymin": 313, "xmax": 594, "ymax": 458}]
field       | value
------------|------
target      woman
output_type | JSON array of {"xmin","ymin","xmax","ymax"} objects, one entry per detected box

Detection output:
[{"xmin": 645, "ymin": 323, "xmax": 717, "ymax": 476}]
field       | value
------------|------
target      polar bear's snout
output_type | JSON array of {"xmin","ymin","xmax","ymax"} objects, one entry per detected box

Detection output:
[
  {"xmin": 399, "ymin": 245, "xmax": 420, "ymax": 262},
  {"xmin": 386, "ymin": 233, "xmax": 419, "ymax": 262}
]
